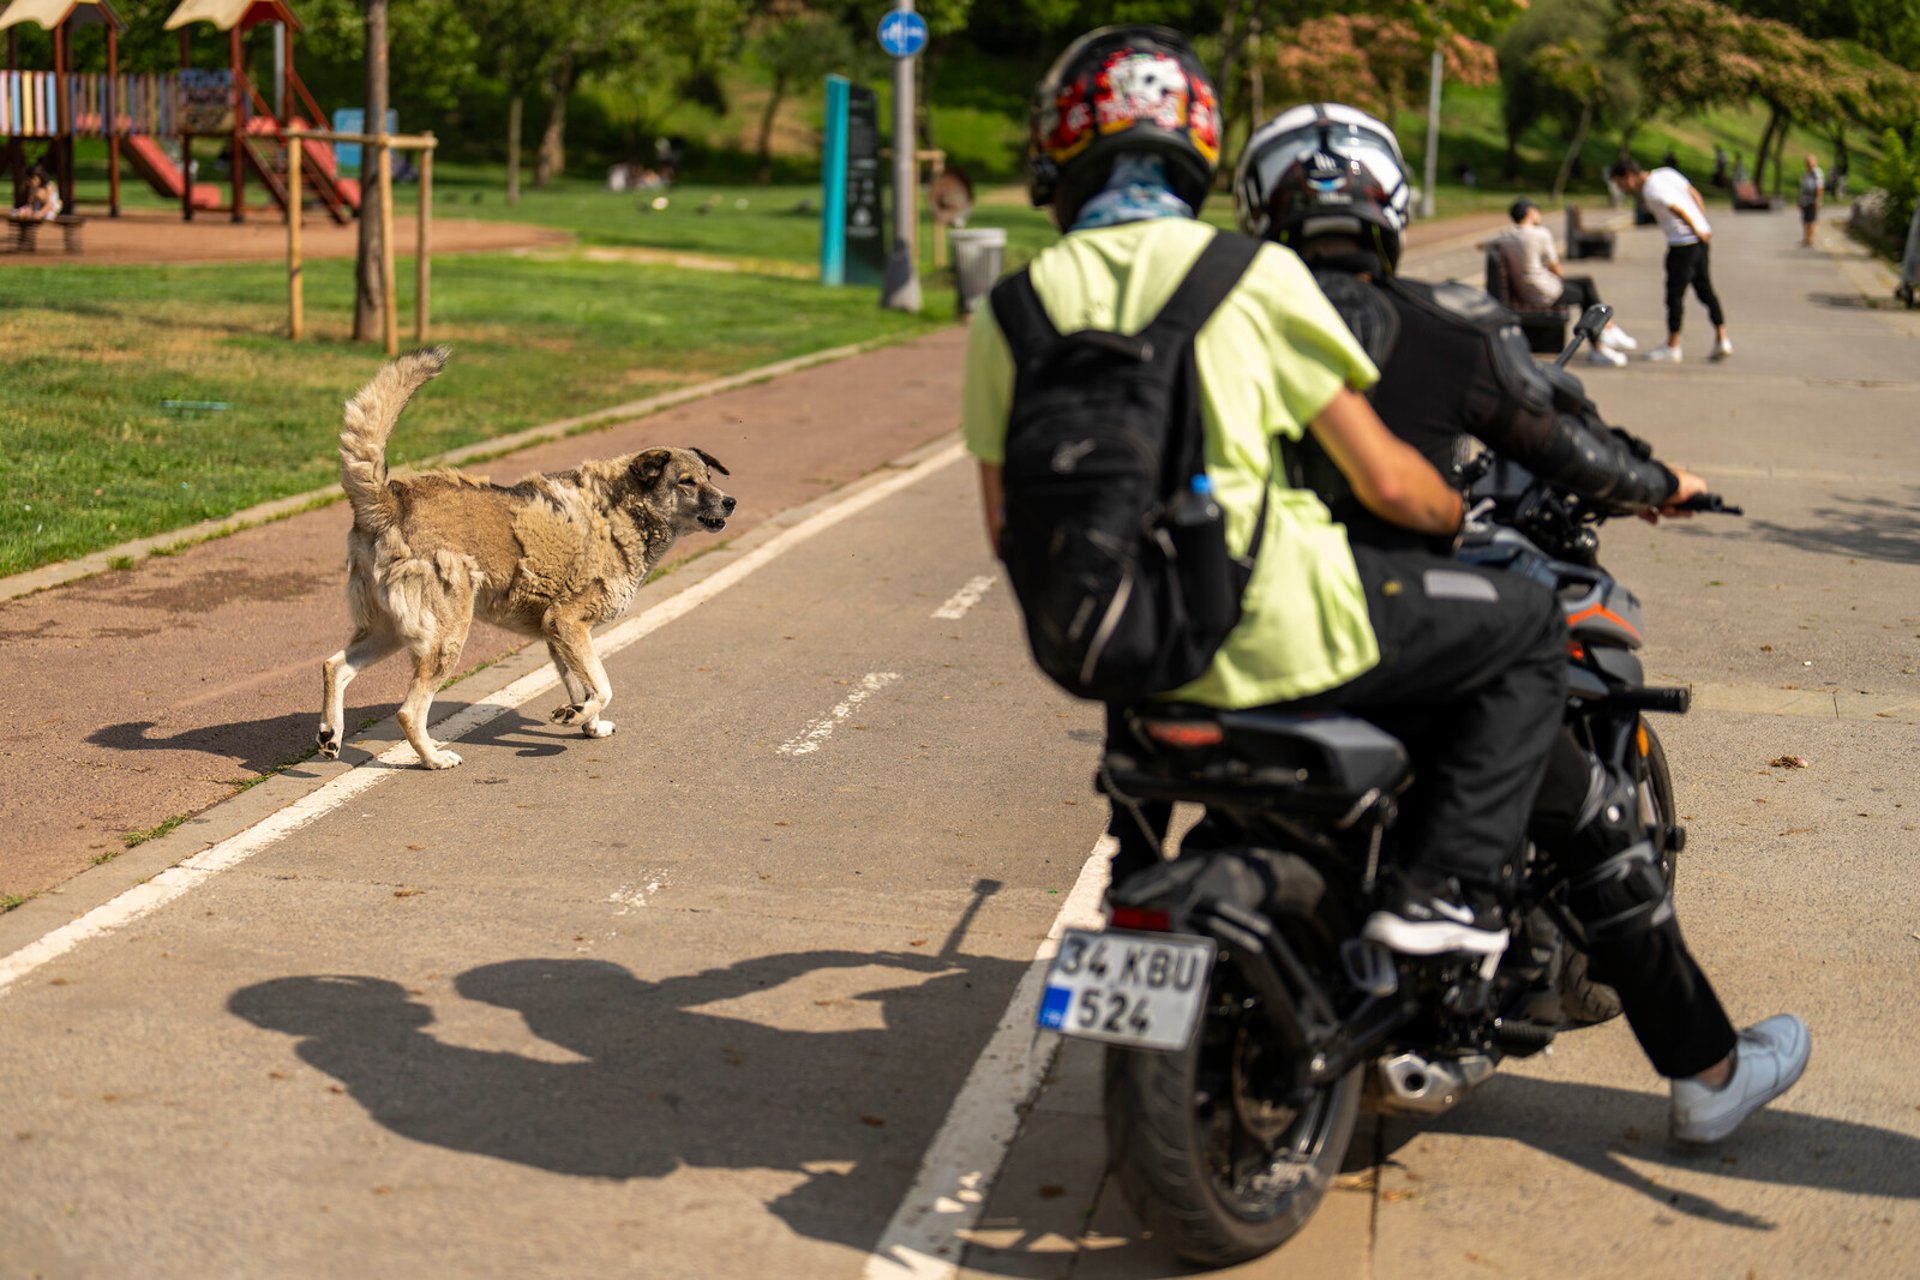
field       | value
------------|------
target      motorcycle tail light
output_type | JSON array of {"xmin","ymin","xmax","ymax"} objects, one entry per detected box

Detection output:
[
  {"xmin": 1144, "ymin": 720, "xmax": 1224, "ymax": 748},
  {"xmin": 1109, "ymin": 905, "xmax": 1172, "ymax": 932}
]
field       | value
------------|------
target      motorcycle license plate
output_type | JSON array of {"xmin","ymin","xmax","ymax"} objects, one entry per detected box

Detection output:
[{"xmin": 1037, "ymin": 927, "xmax": 1215, "ymax": 1052}]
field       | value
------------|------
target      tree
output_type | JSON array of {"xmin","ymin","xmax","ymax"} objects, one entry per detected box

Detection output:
[
  {"xmin": 747, "ymin": 9, "xmax": 855, "ymax": 184},
  {"xmin": 353, "ymin": 0, "xmax": 389, "ymax": 345},
  {"xmin": 462, "ymin": 0, "xmax": 569, "ymax": 204}
]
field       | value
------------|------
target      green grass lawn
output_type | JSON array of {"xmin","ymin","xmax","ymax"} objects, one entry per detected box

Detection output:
[{"xmin": 0, "ymin": 252, "xmax": 940, "ymax": 578}]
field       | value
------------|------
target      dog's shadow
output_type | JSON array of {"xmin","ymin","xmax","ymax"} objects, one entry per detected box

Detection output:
[
  {"xmin": 88, "ymin": 703, "xmax": 576, "ymax": 775},
  {"xmin": 229, "ymin": 949, "xmax": 1029, "ymax": 1256}
]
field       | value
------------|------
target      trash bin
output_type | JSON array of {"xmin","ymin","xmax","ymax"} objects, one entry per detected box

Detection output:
[{"xmin": 951, "ymin": 227, "xmax": 1007, "ymax": 317}]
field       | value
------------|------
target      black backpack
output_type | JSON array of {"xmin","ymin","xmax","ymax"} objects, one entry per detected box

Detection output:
[{"xmin": 988, "ymin": 231, "xmax": 1269, "ymax": 702}]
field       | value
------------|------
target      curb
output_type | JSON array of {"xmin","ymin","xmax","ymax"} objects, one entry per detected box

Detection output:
[{"xmin": 0, "ymin": 331, "xmax": 924, "ymax": 605}]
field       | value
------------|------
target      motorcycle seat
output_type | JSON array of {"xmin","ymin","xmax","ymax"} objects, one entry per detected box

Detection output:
[{"xmin": 1107, "ymin": 707, "xmax": 1411, "ymax": 815}]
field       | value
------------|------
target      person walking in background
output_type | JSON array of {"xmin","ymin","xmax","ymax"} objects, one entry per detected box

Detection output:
[
  {"xmin": 1496, "ymin": 198, "xmax": 1638, "ymax": 366},
  {"xmin": 1798, "ymin": 153, "xmax": 1825, "ymax": 248},
  {"xmin": 1609, "ymin": 156, "xmax": 1731, "ymax": 364}
]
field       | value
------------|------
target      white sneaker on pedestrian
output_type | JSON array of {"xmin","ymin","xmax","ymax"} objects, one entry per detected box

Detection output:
[
  {"xmin": 1670, "ymin": 1014, "xmax": 1811, "ymax": 1145},
  {"xmin": 1601, "ymin": 326, "xmax": 1639, "ymax": 352},
  {"xmin": 1709, "ymin": 336, "xmax": 1734, "ymax": 361},
  {"xmin": 1647, "ymin": 345, "xmax": 1684, "ymax": 363},
  {"xmin": 1588, "ymin": 345, "xmax": 1628, "ymax": 367}
]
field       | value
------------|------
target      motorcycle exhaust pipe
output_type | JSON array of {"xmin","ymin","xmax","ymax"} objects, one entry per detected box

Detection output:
[{"xmin": 1375, "ymin": 1051, "xmax": 1497, "ymax": 1115}]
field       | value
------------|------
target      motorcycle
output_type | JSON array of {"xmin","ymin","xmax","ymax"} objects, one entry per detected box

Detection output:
[{"xmin": 1035, "ymin": 306, "xmax": 1739, "ymax": 1265}]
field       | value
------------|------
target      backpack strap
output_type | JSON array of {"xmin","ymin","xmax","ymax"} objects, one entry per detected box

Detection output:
[
  {"xmin": 1140, "ymin": 231, "xmax": 1262, "ymax": 349},
  {"xmin": 987, "ymin": 267, "xmax": 1059, "ymax": 364}
]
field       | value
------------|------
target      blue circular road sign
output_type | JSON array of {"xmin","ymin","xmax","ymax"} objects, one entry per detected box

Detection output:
[{"xmin": 877, "ymin": 10, "xmax": 929, "ymax": 58}]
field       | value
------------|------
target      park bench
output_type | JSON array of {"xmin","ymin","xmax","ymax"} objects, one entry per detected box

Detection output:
[
  {"xmin": 1484, "ymin": 243, "xmax": 1568, "ymax": 355},
  {"xmin": 1564, "ymin": 203, "xmax": 1616, "ymax": 260},
  {"xmin": 8, "ymin": 213, "xmax": 87, "ymax": 254},
  {"xmin": 1731, "ymin": 180, "xmax": 1783, "ymax": 212}
]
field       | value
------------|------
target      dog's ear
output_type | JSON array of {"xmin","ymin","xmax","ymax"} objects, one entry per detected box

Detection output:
[
  {"xmin": 693, "ymin": 448, "xmax": 731, "ymax": 477},
  {"xmin": 631, "ymin": 448, "xmax": 673, "ymax": 490}
]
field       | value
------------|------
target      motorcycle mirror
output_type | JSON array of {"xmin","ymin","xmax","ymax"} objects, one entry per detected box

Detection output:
[{"xmin": 1554, "ymin": 304, "xmax": 1616, "ymax": 368}]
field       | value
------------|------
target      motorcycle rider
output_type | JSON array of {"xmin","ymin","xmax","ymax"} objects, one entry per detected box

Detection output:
[
  {"xmin": 963, "ymin": 25, "xmax": 1567, "ymax": 966},
  {"xmin": 1233, "ymin": 101, "xmax": 1809, "ymax": 1143}
]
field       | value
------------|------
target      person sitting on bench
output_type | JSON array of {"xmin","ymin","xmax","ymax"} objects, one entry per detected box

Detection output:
[
  {"xmin": 11, "ymin": 166, "xmax": 60, "ymax": 221},
  {"xmin": 1497, "ymin": 198, "xmax": 1637, "ymax": 365}
]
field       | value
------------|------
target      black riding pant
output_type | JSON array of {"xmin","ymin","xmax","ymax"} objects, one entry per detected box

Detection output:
[
  {"xmin": 1533, "ymin": 731, "xmax": 1739, "ymax": 1078},
  {"xmin": 1663, "ymin": 242, "xmax": 1725, "ymax": 335},
  {"xmin": 1107, "ymin": 547, "xmax": 1567, "ymax": 891}
]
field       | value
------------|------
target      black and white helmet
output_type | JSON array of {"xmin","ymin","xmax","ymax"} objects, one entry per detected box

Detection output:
[{"xmin": 1233, "ymin": 102, "xmax": 1411, "ymax": 270}]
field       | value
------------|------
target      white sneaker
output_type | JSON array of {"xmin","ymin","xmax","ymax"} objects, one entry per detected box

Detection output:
[
  {"xmin": 1601, "ymin": 326, "xmax": 1639, "ymax": 352},
  {"xmin": 1588, "ymin": 345, "xmax": 1628, "ymax": 367},
  {"xmin": 1709, "ymin": 336, "xmax": 1734, "ymax": 361},
  {"xmin": 1647, "ymin": 345, "xmax": 1683, "ymax": 363},
  {"xmin": 1670, "ymin": 1014, "xmax": 1811, "ymax": 1145}
]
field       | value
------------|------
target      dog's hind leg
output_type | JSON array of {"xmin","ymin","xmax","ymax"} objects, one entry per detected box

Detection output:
[
  {"xmin": 545, "ymin": 616, "xmax": 615, "ymax": 738},
  {"xmin": 396, "ymin": 631, "xmax": 468, "ymax": 769},
  {"xmin": 318, "ymin": 628, "xmax": 401, "ymax": 759}
]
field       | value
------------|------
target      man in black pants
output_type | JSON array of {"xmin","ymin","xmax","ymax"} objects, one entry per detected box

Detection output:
[
  {"xmin": 1233, "ymin": 101, "xmax": 1807, "ymax": 1143},
  {"xmin": 1610, "ymin": 156, "xmax": 1733, "ymax": 363}
]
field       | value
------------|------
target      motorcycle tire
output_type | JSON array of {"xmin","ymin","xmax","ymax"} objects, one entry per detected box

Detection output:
[
  {"xmin": 1559, "ymin": 720, "xmax": 1679, "ymax": 1026},
  {"xmin": 1102, "ymin": 852, "xmax": 1362, "ymax": 1266}
]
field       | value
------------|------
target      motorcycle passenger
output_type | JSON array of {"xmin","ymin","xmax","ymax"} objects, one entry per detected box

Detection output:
[
  {"xmin": 1234, "ymin": 101, "xmax": 1809, "ymax": 1143},
  {"xmin": 962, "ymin": 25, "xmax": 1568, "ymax": 965}
]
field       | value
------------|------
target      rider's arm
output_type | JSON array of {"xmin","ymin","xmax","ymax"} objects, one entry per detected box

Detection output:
[
  {"xmin": 1308, "ymin": 386, "xmax": 1464, "ymax": 537},
  {"xmin": 978, "ymin": 463, "xmax": 1005, "ymax": 555}
]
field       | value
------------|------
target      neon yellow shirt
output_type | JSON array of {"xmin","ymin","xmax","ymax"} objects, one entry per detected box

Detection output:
[{"xmin": 962, "ymin": 217, "xmax": 1382, "ymax": 706}]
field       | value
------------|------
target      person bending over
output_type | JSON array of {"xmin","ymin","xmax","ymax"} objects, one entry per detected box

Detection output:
[
  {"xmin": 1610, "ymin": 156, "xmax": 1731, "ymax": 363},
  {"xmin": 1233, "ymin": 101, "xmax": 1808, "ymax": 1144}
]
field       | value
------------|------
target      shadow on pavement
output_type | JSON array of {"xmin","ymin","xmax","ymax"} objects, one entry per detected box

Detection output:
[
  {"xmin": 1741, "ymin": 492, "xmax": 1920, "ymax": 565},
  {"xmin": 229, "ymin": 948, "xmax": 1038, "ymax": 1262},
  {"xmin": 1377, "ymin": 1072, "xmax": 1920, "ymax": 1231},
  {"xmin": 85, "ymin": 705, "xmax": 583, "ymax": 773}
]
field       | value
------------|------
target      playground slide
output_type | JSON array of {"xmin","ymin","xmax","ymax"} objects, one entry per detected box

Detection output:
[
  {"xmin": 124, "ymin": 135, "xmax": 221, "ymax": 210},
  {"xmin": 299, "ymin": 135, "xmax": 360, "ymax": 210}
]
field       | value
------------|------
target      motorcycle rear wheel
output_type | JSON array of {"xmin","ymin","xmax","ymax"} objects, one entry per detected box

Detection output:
[
  {"xmin": 1103, "ymin": 853, "xmax": 1361, "ymax": 1266},
  {"xmin": 1559, "ymin": 720, "xmax": 1679, "ymax": 1025}
]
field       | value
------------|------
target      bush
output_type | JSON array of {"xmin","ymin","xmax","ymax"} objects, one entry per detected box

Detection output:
[{"xmin": 1870, "ymin": 125, "xmax": 1920, "ymax": 254}]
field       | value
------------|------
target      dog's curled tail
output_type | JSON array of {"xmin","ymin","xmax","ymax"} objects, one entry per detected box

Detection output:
[{"xmin": 339, "ymin": 346, "xmax": 451, "ymax": 535}]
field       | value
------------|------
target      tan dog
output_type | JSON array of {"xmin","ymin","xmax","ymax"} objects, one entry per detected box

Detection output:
[{"xmin": 316, "ymin": 348, "xmax": 735, "ymax": 769}]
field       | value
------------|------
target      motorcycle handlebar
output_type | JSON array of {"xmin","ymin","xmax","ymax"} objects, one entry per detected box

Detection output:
[{"xmin": 1675, "ymin": 492, "xmax": 1744, "ymax": 516}]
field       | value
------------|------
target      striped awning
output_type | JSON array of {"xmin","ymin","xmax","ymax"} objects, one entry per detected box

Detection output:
[{"xmin": 0, "ymin": 0, "xmax": 126, "ymax": 32}]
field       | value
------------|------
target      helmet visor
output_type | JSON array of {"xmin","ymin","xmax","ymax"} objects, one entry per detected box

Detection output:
[{"xmin": 1246, "ymin": 121, "xmax": 1405, "ymax": 206}]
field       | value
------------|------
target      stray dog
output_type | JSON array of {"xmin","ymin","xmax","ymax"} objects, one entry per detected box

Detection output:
[{"xmin": 316, "ymin": 347, "xmax": 735, "ymax": 769}]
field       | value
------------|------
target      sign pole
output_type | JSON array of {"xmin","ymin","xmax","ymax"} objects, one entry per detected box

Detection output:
[
  {"xmin": 821, "ymin": 74, "xmax": 848, "ymax": 286},
  {"xmin": 880, "ymin": 3, "xmax": 922, "ymax": 312}
]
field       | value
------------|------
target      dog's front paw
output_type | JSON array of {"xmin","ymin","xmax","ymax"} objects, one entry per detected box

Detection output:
[
  {"xmin": 551, "ymin": 703, "xmax": 587, "ymax": 726},
  {"xmin": 420, "ymin": 749, "xmax": 464, "ymax": 770},
  {"xmin": 316, "ymin": 728, "xmax": 340, "ymax": 759},
  {"xmin": 582, "ymin": 719, "xmax": 615, "ymax": 739}
]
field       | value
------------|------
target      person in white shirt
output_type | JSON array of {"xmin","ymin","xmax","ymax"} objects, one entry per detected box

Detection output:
[
  {"xmin": 1798, "ymin": 154, "xmax": 1825, "ymax": 248},
  {"xmin": 1496, "ymin": 198, "xmax": 1637, "ymax": 365},
  {"xmin": 1608, "ymin": 156, "xmax": 1731, "ymax": 363},
  {"xmin": 11, "ymin": 166, "xmax": 60, "ymax": 221}
]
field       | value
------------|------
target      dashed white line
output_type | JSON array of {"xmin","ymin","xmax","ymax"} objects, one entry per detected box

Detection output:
[
  {"xmin": 863, "ymin": 837, "xmax": 1112, "ymax": 1280},
  {"xmin": 777, "ymin": 672, "xmax": 902, "ymax": 757},
  {"xmin": 932, "ymin": 574, "xmax": 996, "ymax": 620}
]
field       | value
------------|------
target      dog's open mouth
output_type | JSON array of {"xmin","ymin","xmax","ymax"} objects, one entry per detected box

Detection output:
[{"xmin": 700, "ymin": 516, "xmax": 728, "ymax": 531}]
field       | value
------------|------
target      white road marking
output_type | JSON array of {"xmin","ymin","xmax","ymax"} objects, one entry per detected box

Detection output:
[
  {"xmin": 777, "ymin": 672, "xmax": 902, "ymax": 757},
  {"xmin": 931, "ymin": 574, "xmax": 996, "ymax": 620},
  {"xmin": 863, "ymin": 837, "xmax": 1112, "ymax": 1280},
  {"xmin": 607, "ymin": 876, "xmax": 667, "ymax": 915},
  {"xmin": 0, "ymin": 441, "xmax": 967, "ymax": 1000}
]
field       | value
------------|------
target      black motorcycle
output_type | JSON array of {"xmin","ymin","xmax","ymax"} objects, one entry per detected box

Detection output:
[{"xmin": 1035, "ymin": 308, "xmax": 1735, "ymax": 1265}]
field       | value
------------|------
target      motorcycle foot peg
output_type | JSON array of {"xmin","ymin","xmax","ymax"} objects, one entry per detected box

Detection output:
[
  {"xmin": 1665, "ymin": 823, "xmax": 1688, "ymax": 854},
  {"xmin": 1341, "ymin": 938, "xmax": 1399, "ymax": 997}
]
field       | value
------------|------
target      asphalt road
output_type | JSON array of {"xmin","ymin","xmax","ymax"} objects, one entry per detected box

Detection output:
[{"xmin": 3, "ymin": 206, "xmax": 1917, "ymax": 1278}]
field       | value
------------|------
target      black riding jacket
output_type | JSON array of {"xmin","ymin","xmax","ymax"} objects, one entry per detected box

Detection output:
[{"xmin": 1303, "ymin": 257, "xmax": 1677, "ymax": 549}]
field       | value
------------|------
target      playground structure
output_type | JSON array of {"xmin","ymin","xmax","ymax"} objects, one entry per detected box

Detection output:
[{"xmin": 0, "ymin": 0, "xmax": 360, "ymax": 223}]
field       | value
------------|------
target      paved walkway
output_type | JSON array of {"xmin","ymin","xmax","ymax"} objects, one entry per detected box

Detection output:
[{"xmin": 2, "ymin": 203, "xmax": 1916, "ymax": 1278}]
